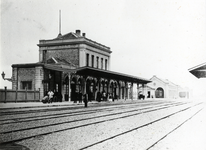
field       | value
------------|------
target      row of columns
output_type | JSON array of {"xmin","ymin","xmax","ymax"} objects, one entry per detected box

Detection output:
[{"xmin": 63, "ymin": 72, "xmax": 148, "ymax": 101}]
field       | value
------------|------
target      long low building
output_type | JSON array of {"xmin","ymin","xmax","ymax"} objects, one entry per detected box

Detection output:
[{"xmin": 145, "ymin": 75, "xmax": 190, "ymax": 99}]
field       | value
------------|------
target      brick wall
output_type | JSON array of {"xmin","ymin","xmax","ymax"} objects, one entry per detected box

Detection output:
[{"xmin": 18, "ymin": 68, "xmax": 35, "ymax": 90}]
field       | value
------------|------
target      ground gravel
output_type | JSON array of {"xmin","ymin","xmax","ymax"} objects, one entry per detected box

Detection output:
[{"xmin": 14, "ymin": 102, "xmax": 199, "ymax": 150}]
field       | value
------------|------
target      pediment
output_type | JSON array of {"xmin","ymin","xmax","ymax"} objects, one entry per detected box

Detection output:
[{"xmin": 55, "ymin": 32, "xmax": 79, "ymax": 40}]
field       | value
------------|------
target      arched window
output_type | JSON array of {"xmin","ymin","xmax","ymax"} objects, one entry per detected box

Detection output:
[{"xmin": 155, "ymin": 87, "xmax": 164, "ymax": 98}]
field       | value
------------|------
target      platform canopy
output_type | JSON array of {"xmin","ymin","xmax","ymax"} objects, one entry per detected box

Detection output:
[
  {"xmin": 189, "ymin": 62, "xmax": 206, "ymax": 78},
  {"xmin": 75, "ymin": 66, "xmax": 151, "ymax": 84},
  {"xmin": 44, "ymin": 64, "xmax": 151, "ymax": 84}
]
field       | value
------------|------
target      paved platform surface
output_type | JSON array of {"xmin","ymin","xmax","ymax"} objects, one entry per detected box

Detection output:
[
  {"xmin": 0, "ymin": 98, "xmax": 191, "ymax": 109},
  {"xmin": 0, "ymin": 101, "xmax": 92, "ymax": 109},
  {"xmin": 0, "ymin": 99, "xmax": 135, "ymax": 109}
]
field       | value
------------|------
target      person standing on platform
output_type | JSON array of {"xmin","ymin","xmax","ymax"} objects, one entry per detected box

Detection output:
[
  {"xmin": 96, "ymin": 91, "xmax": 101, "ymax": 102},
  {"xmin": 83, "ymin": 93, "xmax": 88, "ymax": 107},
  {"xmin": 102, "ymin": 91, "xmax": 106, "ymax": 101},
  {"xmin": 48, "ymin": 90, "xmax": 54, "ymax": 103}
]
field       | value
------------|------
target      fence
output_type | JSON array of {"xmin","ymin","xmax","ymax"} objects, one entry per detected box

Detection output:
[{"xmin": 0, "ymin": 87, "xmax": 40, "ymax": 103}]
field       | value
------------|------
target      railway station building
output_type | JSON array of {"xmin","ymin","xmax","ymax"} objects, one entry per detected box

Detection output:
[{"xmin": 11, "ymin": 30, "xmax": 151, "ymax": 102}]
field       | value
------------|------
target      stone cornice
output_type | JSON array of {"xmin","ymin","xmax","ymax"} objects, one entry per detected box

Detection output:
[
  {"xmin": 37, "ymin": 38, "xmax": 112, "ymax": 53},
  {"xmin": 12, "ymin": 63, "xmax": 44, "ymax": 68}
]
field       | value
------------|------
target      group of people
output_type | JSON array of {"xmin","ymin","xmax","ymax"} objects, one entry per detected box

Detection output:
[
  {"xmin": 42, "ymin": 90, "xmax": 88, "ymax": 107},
  {"xmin": 41, "ymin": 90, "xmax": 116, "ymax": 107},
  {"xmin": 96, "ymin": 91, "xmax": 116, "ymax": 102},
  {"xmin": 42, "ymin": 90, "xmax": 62, "ymax": 104}
]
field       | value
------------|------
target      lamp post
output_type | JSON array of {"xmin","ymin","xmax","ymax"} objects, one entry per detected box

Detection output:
[{"xmin": 1, "ymin": 71, "xmax": 12, "ymax": 82}]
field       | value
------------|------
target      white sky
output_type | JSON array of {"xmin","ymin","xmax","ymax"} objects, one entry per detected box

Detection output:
[{"xmin": 1, "ymin": 0, "xmax": 206, "ymax": 97}]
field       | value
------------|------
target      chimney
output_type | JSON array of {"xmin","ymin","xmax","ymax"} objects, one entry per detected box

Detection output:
[
  {"xmin": 75, "ymin": 30, "xmax": 81, "ymax": 36},
  {"xmin": 82, "ymin": 33, "xmax": 86, "ymax": 37}
]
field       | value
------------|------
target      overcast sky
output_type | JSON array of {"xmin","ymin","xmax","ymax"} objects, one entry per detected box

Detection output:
[{"xmin": 1, "ymin": 0, "xmax": 206, "ymax": 97}]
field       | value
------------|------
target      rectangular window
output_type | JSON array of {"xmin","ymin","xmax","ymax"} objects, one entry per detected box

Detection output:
[
  {"xmin": 86, "ymin": 53, "xmax": 89, "ymax": 66},
  {"xmin": 96, "ymin": 57, "xmax": 99, "ymax": 68},
  {"xmin": 21, "ymin": 81, "xmax": 32, "ymax": 90},
  {"xmin": 101, "ymin": 58, "xmax": 103, "ymax": 69},
  {"xmin": 91, "ymin": 55, "xmax": 94, "ymax": 67},
  {"xmin": 43, "ymin": 50, "xmax": 47, "ymax": 63},
  {"xmin": 105, "ymin": 59, "xmax": 108, "ymax": 70}
]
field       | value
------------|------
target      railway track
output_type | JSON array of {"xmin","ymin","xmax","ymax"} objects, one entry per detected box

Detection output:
[
  {"xmin": 0, "ymin": 100, "xmax": 173, "ymax": 115},
  {"xmin": 0, "ymin": 102, "xmax": 186, "ymax": 134},
  {"xmin": 80, "ymin": 103, "xmax": 204, "ymax": 150},
  {"xmin": 0, "ymin": 101, "xmax": 183, "ymax": 125},
  {"xmin": 0, "ymin": 100, "xmax": 203, "ymax": 149}
]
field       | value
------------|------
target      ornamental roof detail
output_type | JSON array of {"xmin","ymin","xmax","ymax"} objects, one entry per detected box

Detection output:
[{"xmin": 54, "ymin": 32, "xmax": 79, "ymax": 40}]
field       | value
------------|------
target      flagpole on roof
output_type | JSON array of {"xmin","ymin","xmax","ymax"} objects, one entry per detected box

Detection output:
[
  {"xmin": 59, "ymin": 10, "xmax": 61, "ymax": 34},
  {"xmin": 57, "ymin": 10, "xmax": 62, "ymax": 38}
]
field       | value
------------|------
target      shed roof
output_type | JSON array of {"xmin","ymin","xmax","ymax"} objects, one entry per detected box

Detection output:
[{"xmin": 188, "ymin": 62, "xmax": 206, "ymax": 78}]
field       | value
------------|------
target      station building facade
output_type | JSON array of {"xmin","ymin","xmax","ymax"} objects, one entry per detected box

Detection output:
[{"xmin": 11, "ymin": 30, "xmax": 151, "ymax": 102}]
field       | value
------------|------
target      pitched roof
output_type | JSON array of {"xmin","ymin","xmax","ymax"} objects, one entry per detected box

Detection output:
[
  {"xmin": 150, "ymin": 75, "xmax": 178, "ymax": 87},
  {"xmin": 38, "ymin": 30, "xmax": 111, "ymax": 53},
  {"xmin": 53, "ymin": 32, "xmax": 79, "ymax": 40}
]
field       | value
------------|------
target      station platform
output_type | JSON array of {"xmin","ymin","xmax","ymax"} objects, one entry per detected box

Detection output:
[
  {"xmin": 0, "ymin": 98, "xmax": 193, "ymax": 109},
  {"xmin": 0, "ymin": 99, "xmax": 135, "ymax": 109},
  {"xmin": 0, "ymin": 101, "xmax": 92, "ymax": 109}
]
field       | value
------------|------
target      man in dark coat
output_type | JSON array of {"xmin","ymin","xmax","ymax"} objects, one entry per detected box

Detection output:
[{"xmin": 83, "ymin": 94, "xmax": 88, "ymax": 107}]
